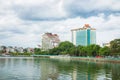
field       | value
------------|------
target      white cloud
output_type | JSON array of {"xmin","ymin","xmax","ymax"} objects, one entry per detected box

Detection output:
[
  {"xmin": 64, "ymin": 0, "xmax": 120, "ymax": 12},
  {"xmin": 0, "ymin": 33, "xmax": 40, "ymax": 48},
  {"xmin": 0, "ymin": 14, "xmax": 120, "ymax": 47},
  {"xmin": 63, "ymin": 0, "xmax": 120, "ymax": 18},
  {"xmin": 10, "ymin": 0, "xmax": 67, "ymax": 20},
  {"xmin": 0, "ymin": 0, "xmax": 120, "ymax": 47},
  {"xmin": 0, "ymin": 0, "xmax": 119, "ymax": 20}
]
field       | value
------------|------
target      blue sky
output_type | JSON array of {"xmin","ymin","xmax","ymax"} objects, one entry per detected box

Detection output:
[{"xmin": 0, "ymin": 0, "xmax": 120, "ymax": 47}]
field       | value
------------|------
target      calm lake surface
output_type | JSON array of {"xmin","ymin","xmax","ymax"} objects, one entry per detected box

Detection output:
[{"xmin": 0, "ymin": 57, "xmax": 120, "ymax": 80}]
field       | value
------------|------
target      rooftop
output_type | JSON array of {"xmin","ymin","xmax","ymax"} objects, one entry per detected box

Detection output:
[
  {"xmin": 42, "ymin": 33, "xmax": 60, "ymax": 42},
  {"xmin": 71, "ymin": 24, "xmax": 96, "ymax": 31}
]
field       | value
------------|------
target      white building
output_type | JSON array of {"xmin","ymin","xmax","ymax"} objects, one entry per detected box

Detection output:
[
  {"xmin": 42, "ymin": 33, "xmax": 60, "ymax": 50},
  {"xmin": 102, "ymin": 43, "xmax": 110, "ymax": 47},
  {"xmin": 6, "ymin": 46, "xmax": 15, "ymax": 54}
]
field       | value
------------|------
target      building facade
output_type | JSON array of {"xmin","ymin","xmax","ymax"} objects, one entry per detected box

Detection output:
[
  {"xmin": 42, "ymin": 33, "xmax": 60, "ymax": 50},
  {"xmin": 102, "ymin": 43, "xmax": 110, "ymax": 47},
  {"xmin": 71, "ymin": 24, "xmax": 96, "ymax": 46}
]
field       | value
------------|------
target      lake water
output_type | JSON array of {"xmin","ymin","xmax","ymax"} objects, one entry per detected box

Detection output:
[{"xmin": 0, "ymin": 57, "xmax": 120, "ymax": 80}]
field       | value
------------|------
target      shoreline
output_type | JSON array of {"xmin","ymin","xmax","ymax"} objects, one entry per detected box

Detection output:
[
  {"xmin": 34, "ymin": 55, "xmax": 120, "ymax": 63},
  {"xmin": 32, "ymin": 55, "xmax": 120, "ymax": 63},
  {"xmin": 70, "ymin": 57, "xmax": 120, "ymax": 63},
  {"xmin": 0, "ymin": 55, "xmax": 120, "ymax": 63}
]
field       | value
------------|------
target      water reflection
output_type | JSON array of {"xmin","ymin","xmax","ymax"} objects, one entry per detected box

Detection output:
[{"xmin": 0, "ymin": 57, "xmax": 120, "ymax": 80}]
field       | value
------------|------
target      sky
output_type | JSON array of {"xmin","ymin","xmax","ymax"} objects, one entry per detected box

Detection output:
[{"xmin": 0, "ymin": 0, "xmax": 120, "ymax": 48}]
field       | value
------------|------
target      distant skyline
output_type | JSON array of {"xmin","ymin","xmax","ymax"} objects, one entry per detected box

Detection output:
[{"xmin": 0, "ymin": 0, "xmax": 120, "ymax": 47}]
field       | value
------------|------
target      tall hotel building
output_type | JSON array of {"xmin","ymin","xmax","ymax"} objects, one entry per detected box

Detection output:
[{"xmin": 71, "ymin": 24, "xmax": 96, "ymax": 46}]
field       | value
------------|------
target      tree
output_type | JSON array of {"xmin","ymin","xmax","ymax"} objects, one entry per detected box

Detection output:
[
  {"xmin": 110, "ymin": 39, "xmax": 120, "ymax": 55},
  {"xmin": 69, "ymin": 47, "xmax": 79, "ymax": 56},
  {"xmin": 58, "ymin": 41, "xmax": 75, "ymax": 55},
  {"xmin": 49, "ymin": 47, "xmax": 60, "ymax": 55},
  {"xmin": 86, "ymin": 44, "xmax": 101, "ymax": 56},
  {"xmin": 76, "ymin": 45, "xmax": 87, "ymax": 56},
  {"xmin": 34, "ymin": 48, "xmax": 41, "ymax": 55},
  {"xmin": 80, "ymin": 46, "xmax": 88, "ymax": 56},
  {"xmin": 0, "ymin": 46, "xmax": 6, "ymax": 53},
  {"xmin": 99, "ymin": 46, "xmax": 110, "ymax": 56}
]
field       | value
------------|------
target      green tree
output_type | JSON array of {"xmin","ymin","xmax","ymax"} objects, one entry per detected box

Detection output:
[
  {"xmin": 49, "ymin": 47, "xmax": 60, "ymax": 55},
  {"xmin": 58, "ymin": 41, "xmax": 75, "ymax": 55},
  {"xmin": 99, "ymin": 46, "xmax": 110, "ymax": 56},
  {"xmin": 80, "ymin": 46, "xmax": 88, "ymax": 56},
  {"xmin": 0, "ymin": 46, "xmax": 6, "ymax": 53},
  {"xmin": 76, "ymin": 45, "xmax": 87, "ymax": 56},
  {"xmin": 86, "ymin": 44, "xmax": 101, "ymax": 56},
  {"xmin": 110, "ymin": 39, "xmax": 120, "ymax": 55},
  {"xmin": 34, "ymin": 48, "xmax": 41, "ymax": 55},
  {"xmin": 69, "ymin": 47, "xmax": 79, "ymax": 56}
]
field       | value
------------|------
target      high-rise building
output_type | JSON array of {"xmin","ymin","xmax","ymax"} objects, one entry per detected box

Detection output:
[
  {"xmin": 71, "ymin": 24, "xmax": 96, "ymax": 46},
  {"xmin": 42, "ymin": 33, "xmax": 60, "ymax": 50}
]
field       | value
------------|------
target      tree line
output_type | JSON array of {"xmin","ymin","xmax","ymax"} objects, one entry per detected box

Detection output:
[{"xmin": 34, "ymin": 39, "xmax": 120, "ymax": 57}]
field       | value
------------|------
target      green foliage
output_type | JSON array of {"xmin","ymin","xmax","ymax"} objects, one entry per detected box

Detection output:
[
  {"xmin": 78, "ymin": 46, "xmax": 87, "ymax": 56},
  {"xmin": 58, "ymin": 41, "xmax": 74, "ymax": 50},
  {"xmin": 34, "ymin": 48, "xmax": 49, "ymax": 55},
  {"xmin": 58, "ymin": 41, "xmax": 75, "ymax": 55},
  {"xmin": 49, "ymin": 47, "xmax": 60, "ymax": 55},
  {"xmin": 10, "ymin": 52, "xmax": 19, "ymax": 56},
  {"xmin": 69, "ymin": 47, "xmax": 76, "ymax": 56},
  {"xmin": 45, "ymin": 41, "xmax": 101, "ymax": 57},
  {"xmin": 110, "ymin": 39, "xmax": 120, "ymax": 54},
  {"xmin": 23, "ymin": 52, "xmax": 32, "ymax": 56},
  {"xmin": 34, "ymin": 48, "xmax": 41, "ymax": 55},
  {"xmin": 4, "ymin": 39, "xmax": 119, "ymax": 57},
  {"xmin": 99, "ymin": 46, "xmax": 110, "ymax": 56},
  {"xmin": 10, "ymin": 52, "xmax": 32, "ymax": 56},
  {"xmin": 0, "ymin": 46, "xmax": 6, "ymax": 53},
  {"xmin": 86, "ymin": 44, "xmax": 101, "ymax": 56},
  {"xmin": 40, "ymin": 51, "xmax": 49, "ymax": 55},
  {"xmin": 33, "ymin": 41, "xmax": 113, "ymax": 57}
]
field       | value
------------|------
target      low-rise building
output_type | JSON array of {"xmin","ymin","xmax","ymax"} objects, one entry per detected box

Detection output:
[
  {"xmin": 26, "ymin": 47, "xmax": 34, "ymax": 53},
  {"xmin": 102, "ymin": 43, "xmax": 110, "ymax": 47},
  {"xmin": 42, "ymin": 33, "xmax": 60, "ymax": 50},
  {"xmin": 6, "ymin": 46, "xmax": 15, "ymax": 54}
]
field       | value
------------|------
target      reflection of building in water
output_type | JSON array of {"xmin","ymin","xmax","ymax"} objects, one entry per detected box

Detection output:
[
  {"xmin": 111, "ymin": 64, "xmax": 120, "ymax": 80},
  {"xmin": 71, "ymin": 66, "xmax": 98, "ymax": 80},
  {"xmin": 72, "ymin": 68, "xmax": 91, "ymax": 80},
  {"xmin": 40, "ymin": 60, "xmax": 59, "ymax": 80},
  {"xmin": 72, "ymin": 68, "xmax": 77, "ymax": 80}
]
